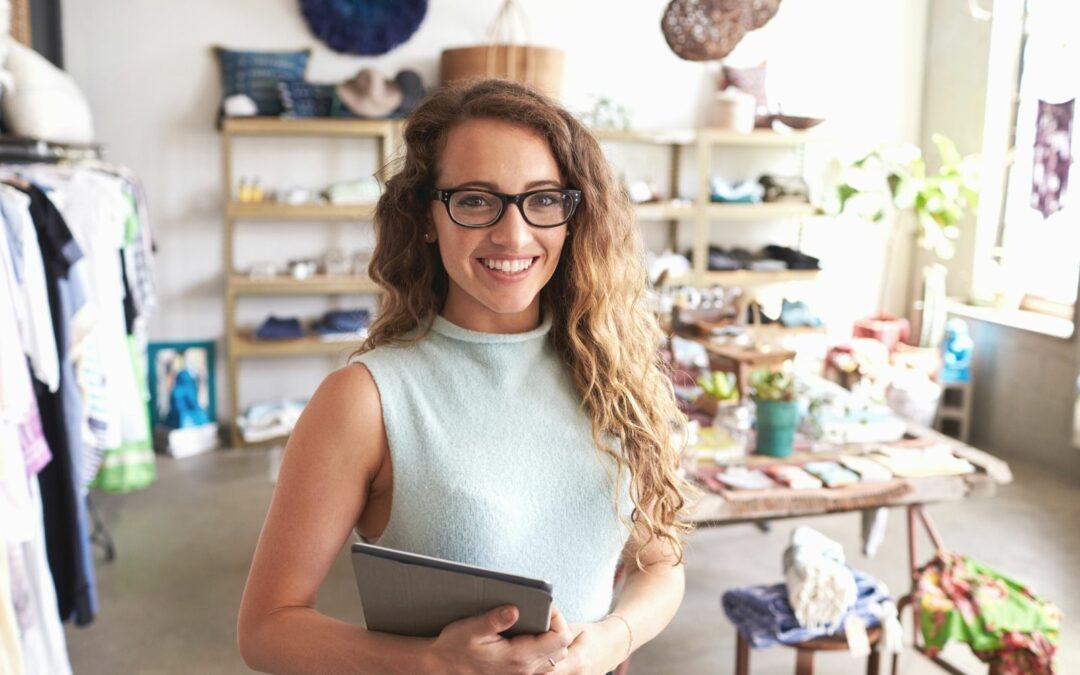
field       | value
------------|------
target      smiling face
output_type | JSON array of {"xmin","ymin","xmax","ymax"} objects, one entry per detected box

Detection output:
[{"xmin": 429, "ymin": 118, "xmax": 569, "ymax": 333}]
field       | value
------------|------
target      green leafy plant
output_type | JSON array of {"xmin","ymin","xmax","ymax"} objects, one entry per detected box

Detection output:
[
  {"xmin": 696, "ymin": 371, "xmax": 739, "ymax": 403},
  {"xmin": 749, "ymin": 369, "xmax": 795, "ymax": 402},
  {"xmin": 825, "ymin": 133, "xmax": 981, "ymax": 260}
]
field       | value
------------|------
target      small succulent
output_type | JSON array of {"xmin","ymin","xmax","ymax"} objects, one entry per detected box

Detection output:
[
  {"xmin": 697, "ymin": 371, "xmax": 740, "ymax": 403},
  {"xmin": 749, "ymin": 369, "xmax": 795, "ymax": 401}
]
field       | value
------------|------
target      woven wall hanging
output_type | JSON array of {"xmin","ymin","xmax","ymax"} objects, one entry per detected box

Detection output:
[
  {"xmin": 661, "ymin": 0, "xmax": 781, "ymax": 61},
  {"xmin": 299, "ymin": 0, "xmax": 427, "ymax": 56}
]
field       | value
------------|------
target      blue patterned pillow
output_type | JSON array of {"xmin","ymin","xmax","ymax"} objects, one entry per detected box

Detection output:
[
  {"xmin": 278, "ymin": 80, "xmax": 334, "ymax": 117},
  {"xmin": 215, "ymin": 47, "xmax": 311, "ymax": 116}
]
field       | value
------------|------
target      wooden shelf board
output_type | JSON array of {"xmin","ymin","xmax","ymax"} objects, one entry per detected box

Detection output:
[
  {"xmin": 697, "ymin": 128, "xmax": 830, "ymax": 146},
  {"xmin": 222, "ymin": 117, "xmax": 398, "ymax": 137},
  {"xmin": 634, "ymin": 201, "xmax": 696, "ymax": 220},
  {"xmin": 676, "ymin": 269, "xmax": 821, "ymax": 286},
  {"xmin": 231, "ymin": 334, "xmax": 362, "ymax": 358},
  {"xmin": 593, "ymin": 128, "xmax": 696, "ymax": 145},
  {"xmin": 705, "ymin": 202, "xmax": 818, "ymax": 219},
  {"xmin": 228, "ymin": 274, "xmax": 381, "ymax": 295},
  {"xmin": 226, "ymin": 202, "xmax": 376, "ymax": 220}
]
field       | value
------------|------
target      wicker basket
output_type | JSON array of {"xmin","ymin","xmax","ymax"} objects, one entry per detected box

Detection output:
[
  {"xmin": 439, "ymin": 0, "xmax": 564, "ymax": 99},
  {"xmin": 439, "ymin": 44, "xmax": 564, "ymax": 99}
]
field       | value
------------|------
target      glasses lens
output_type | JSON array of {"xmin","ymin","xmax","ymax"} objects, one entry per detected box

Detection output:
[
  {"xmin": 448, "ymin": 191, "xmax": 502, "ymax": 226},
  {"xmin": 523, "ymin": 190, "xmax": 573, "ymax": 226}
]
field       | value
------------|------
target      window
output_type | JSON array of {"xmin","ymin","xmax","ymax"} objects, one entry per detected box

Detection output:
[{"xmin": 997, "ymin": 0, "xmax": 1079, "ymax": 316}]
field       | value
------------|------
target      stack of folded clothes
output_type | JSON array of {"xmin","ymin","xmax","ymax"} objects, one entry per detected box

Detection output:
[
  {"xmin": 312, "ymin": 309, "xmax": 371, "ymax": 341},
  {"xmin": 237, "ymin": 397, "xmax": 308, "ymax": 443},
  {"xmin": 254, "ymin": 315, "xmax": 304, "ymax": 340},
  {"xmin": 690, "ymin": 245, "xmax": 822, "ymax": 272}
]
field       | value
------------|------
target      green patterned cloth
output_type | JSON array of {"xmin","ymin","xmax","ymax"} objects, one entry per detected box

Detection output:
[{"xmin": 917, "ymin": 551, "xmax": 1061, "ymax": 674}]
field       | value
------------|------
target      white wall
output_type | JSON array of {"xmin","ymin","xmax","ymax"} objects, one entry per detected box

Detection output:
[{"xmin": 61, "ymin": 0, "xmax": 928, "ymax": 417}]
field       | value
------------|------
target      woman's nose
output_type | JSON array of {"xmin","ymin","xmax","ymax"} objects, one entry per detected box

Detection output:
[{"xmin": 488, "ymin": 203, "xmax": 532, "ymax": 249}]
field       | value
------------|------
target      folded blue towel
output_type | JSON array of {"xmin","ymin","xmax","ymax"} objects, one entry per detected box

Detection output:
[
  {"xmin": 312, "ymin": 309, "xmax": 371, "ymax": 335},
  {"xmin": 721, "ymin": 569, "xmax": 891, "ymax": 648},
  {"xmin": 255, "ymin": 315, "xmax": 303, "ymax": 340}
]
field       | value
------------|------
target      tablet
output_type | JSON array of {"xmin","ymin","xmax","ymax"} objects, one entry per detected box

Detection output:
[{"xmin": 350, "ymin": 543, "xmax": 553, "ymax": 638}]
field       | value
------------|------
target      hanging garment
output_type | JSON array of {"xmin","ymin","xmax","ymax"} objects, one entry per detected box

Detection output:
[
  {"xmin": 0, "ymin": 185, "xmax": 59, "ymax": 392},
  {"xmin": 12, "ymin": 478, "xmax": 74, "ymax": 675},
  {"xmin": 917, "ymin": 551, "xmax": 1061, "ymax": 674},
  {"xmin": 0, "ymin": 537, "xmax": 26, "ymax": 675},
  {"xmin": 24, "ymin": 184, "xmax": 98, "ymax": 625},
  {"xmin": 1030, "ymin": 98, "xmax": 1074, "ymax": 219}
]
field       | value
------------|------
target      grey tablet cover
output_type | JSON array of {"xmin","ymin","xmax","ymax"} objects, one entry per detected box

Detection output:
[{"xmin": 351, "ymin": 543, "xmax": 553, "ymax": 638}]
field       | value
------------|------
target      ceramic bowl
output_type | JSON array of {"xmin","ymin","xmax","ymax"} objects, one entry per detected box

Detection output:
[{"xmin": 775, "ymin": 114, "xmax": 825, "ymax": 130}]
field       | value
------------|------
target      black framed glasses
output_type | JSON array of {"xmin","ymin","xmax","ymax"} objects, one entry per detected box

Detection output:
[{"xmin": 431, "ymin": 187, "xmax": 582, "ymax": 228}]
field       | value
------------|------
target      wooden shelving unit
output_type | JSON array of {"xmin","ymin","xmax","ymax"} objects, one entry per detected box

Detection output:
[{"xmin": 221, "ymin": 117, "xmax": 397, "ymax": 447}]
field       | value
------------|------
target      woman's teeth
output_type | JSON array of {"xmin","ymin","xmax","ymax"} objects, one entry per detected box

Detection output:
[{"xmin": 481, "ymin": 258, "xmax": 534, "ymax": 273}]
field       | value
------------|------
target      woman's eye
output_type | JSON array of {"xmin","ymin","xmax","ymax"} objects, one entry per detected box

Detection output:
[{"xmin": 456, "ymin": 194, "xmax": 493, "ymax": 208}]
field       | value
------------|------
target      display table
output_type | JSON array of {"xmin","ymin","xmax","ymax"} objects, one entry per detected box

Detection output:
[{"xmin": 686, "ymin": 423, "xmax": 1013, "ymax": 674}]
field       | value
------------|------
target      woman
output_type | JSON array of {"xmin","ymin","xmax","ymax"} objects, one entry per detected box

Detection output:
[{"xmin": 238, "ymin": 78, "xmax": 692, "ymax": 674}]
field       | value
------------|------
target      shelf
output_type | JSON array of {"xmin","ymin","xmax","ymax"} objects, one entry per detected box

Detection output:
[
  {"xmin": 681, "ymin": 269, "xmax": 821, "ymax": 286},
  {"xmin": 226, "ymin": 202, "xmax": 376, "ymax": 220},
  {"xmin": 593, "ymin": 128, "xmax": 696, "ymax": 145},
  {"xmin": 705, "ymin": 202, "xmax": 819, "ymax": 220},
  {"xmin": 697, "ymin": 128, "xmax": 829, "ymax": 146},
  {"xmin": 231, "ymin": 334, "xmax": 362, "ymax": 358},
  {"xmin": 742, "ymin": 324, "xmax": 827, "ymax": 335},
  {"xmin": 221, "ymin": 117, "xmax": 398, "ymax": 138},
  {"xmin": 229, "ymin": 274, "xmax": 381, "ymax": 295},
  {"xmin": 634, "ymin": 201, "xmax": 696, "ymax": 220}
]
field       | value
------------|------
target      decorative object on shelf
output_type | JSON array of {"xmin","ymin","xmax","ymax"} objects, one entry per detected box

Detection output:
[
  {"xmin": 661, "ymin": 0, "xmax": 781, "ymax": 62},
  {"xmin": 709, "ymin": 87, "xmax": 756, "ymax": 132},
  {"xmin": 758, "ymin": 174, "xmax": 810, "ymax": 203},
  {"xmin": 278, "ymin": 79, "xmax": 335, "ymax": 118},
  {"xmin": 774, "ymin": 113, "xmax": 825, "ymax": 131},
  {"xmin": 324, "ymin": 176, "xmax": 382, "ymax": 204},
  {"xmin": 695, "ymin": 370, "xmax": 740, "ymax": 415},
  {"xmin": 710, "ymin": 175, "xmax": 762, "ymax": 203},
  {"xmin": 717, "ymin": 61, "xmax": 771, "ymax": 127},
  {"xmin": 749, "ymin": 368, "xmax": 797, "ymax": 457},
  {"xmin": 333, "ymin": 67, "xmax": 425, "ymax": 118},
  {"xmin": 439, "ymin": 0, "xmax": 564, "ymax": 99},
  {"xmin": 299, "ymin": 0, "xmax": 427, "ymax": 56},
  {"xmin": 147, "ymin": 341, "xmax": 217, "ymax": 429},
  {"xmin": 323, "ymin": 247, "xmax": 350, "ymax": 276},
  {"xmin": 578, "ymin": 95, "xmax": 633, "ymax": 131},
  {"xmin": 0, "ymin": 40, "xmax": 95, "ymax": 144},
  {"xmin": 287, "ymin": 258, "xmax": 319, "ymax": 280},
  {"xmin": 214, "ymin": 46, "xmax": 311, "ymax": 117},
  {"xmin": 224, "ymin": 94, "xmax": 259, "ymax": 117}
]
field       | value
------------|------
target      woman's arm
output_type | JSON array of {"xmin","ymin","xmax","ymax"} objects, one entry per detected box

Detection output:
[
  {"xmin": 559, "ymin": 528, "xmax": 686, "ymax": 674},
  {"xmin": 237, "ymin": 364, "xmax": 436, "ymax": 673}
]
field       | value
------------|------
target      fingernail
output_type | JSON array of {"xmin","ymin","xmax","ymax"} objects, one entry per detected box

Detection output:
[{"xmin": 502, "ymin": 608, "xmax": 515, "ymax": 622}]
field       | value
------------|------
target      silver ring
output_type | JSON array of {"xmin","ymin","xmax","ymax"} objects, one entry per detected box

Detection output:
[{"xmin": 547, "ymin": 656, "xmax": 557, "ymax": 667}]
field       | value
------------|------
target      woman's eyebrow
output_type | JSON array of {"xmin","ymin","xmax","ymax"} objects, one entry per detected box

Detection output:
[{"xmin": 446, "ymin": 179, "xmax": 563, "ymax": 191}]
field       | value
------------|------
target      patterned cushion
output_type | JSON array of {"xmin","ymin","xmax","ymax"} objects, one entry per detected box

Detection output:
[
  {"xmin": 278, "ymin": 80, "xmax": 334, "ymax": 118},
  {"xmin": 214, "ymin": 47, "xmax": 311, "ymax": 116}
]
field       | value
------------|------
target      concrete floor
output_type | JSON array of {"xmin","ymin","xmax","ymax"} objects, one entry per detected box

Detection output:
[{"xmin": 64, "ymin": 449, "xmax": 1079, "ymax": 674}]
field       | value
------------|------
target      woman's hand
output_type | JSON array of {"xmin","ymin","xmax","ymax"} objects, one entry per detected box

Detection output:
[
  {"xmin": 551, "ymin": 617, "xmax": 630, "ymax": 675},
  {"xmin": 428, "ymin": 605, "xmax": 574, "ymax": 675}
]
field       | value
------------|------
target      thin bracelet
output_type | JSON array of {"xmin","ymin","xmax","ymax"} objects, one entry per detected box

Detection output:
[{"xmin": 606, "ymin": 613, "xmax": 633, "ymax": 661}]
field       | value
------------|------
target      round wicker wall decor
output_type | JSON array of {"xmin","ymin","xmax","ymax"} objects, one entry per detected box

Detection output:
[{"xmin": 660, "ymin": 0, "xmax": 781, "ymax": 61}]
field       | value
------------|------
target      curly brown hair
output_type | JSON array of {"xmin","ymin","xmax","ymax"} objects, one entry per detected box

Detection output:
[{"xmin": 353, "ymin": 78, "xmax": 693, "ymax": 564}]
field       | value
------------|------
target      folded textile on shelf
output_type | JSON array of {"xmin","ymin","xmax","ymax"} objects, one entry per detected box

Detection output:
[
  {"xmin": 709, "ymin": 175, "xmax": 764, "ymax": 203},
  {"xmin": 254, "ymin": 315, "xmax": 304, "ymax": 340},
  {"xmin": 721, "ymin": 567, "xmax": 897, "ymax": 649},
  {"xmin": 237, "ymin": 397, "xmax": 308, "ymax": 443},
  {"xmin": 782, "ymin": 527, "xmax": 857, "ymax": 632},
  {"xmin": 311, "ymin": 308, "xmax": 371, "ymax": 341},
  {"xmin": 323, "ymin": 177, "xmax": 381, "ymax": 204}
]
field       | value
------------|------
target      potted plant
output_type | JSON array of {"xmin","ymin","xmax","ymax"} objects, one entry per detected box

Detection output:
[
  {"xmin": 824, "ymin": 133, "xmax": 981, "ymax": 346},
  {"xmin": 749, "ymin": 369, "xmax": 798, "ymax": 458},
  {"xmin": 694, "ymin": 370, "xmax": 739, "ymax": 416}
]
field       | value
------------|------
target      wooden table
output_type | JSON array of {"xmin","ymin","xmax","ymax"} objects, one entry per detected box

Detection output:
[{"xmin": 688, "ymin": 424, "xmax": 1013, "ymax": 674}]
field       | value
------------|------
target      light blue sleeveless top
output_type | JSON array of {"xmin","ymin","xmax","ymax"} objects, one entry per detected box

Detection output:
[{"xmin": 355, "ymin": 312, "xmax": 631, "ymax": 623}]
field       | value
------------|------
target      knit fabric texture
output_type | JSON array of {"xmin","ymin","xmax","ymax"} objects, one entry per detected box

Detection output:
[{"xmin": 355, "ymin": 312, "xmax": 631, "ymax": 623}]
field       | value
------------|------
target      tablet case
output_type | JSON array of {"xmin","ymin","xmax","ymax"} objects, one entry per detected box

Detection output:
[{"xmin": 351, "ymin": 543, "xmax": 553, "ymax": 638}]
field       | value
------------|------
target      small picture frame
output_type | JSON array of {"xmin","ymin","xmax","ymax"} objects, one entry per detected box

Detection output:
[{"xmin": 147, "ymin": 340, "xmax": 217, "ymax": 429}]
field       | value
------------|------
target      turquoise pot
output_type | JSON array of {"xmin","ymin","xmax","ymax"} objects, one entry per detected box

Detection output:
[{"xmin": 754, "ymin": 399, "xmax": 799, "ymax": 458}]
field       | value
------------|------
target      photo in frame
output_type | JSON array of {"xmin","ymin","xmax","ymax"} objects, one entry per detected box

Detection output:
[{"xmin": 147, "ymin": 340, "xmax": 217, "ymax": 430}]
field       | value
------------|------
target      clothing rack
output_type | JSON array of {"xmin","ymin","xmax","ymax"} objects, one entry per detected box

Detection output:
[{"xmin": 0, "ymin": 135, "xmax": 103, "ymax": 163}]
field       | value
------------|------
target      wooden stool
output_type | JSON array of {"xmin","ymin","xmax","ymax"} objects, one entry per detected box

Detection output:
[{"xmin": 735, "ymin": 626, "xmax": 883, "ymax": 675}]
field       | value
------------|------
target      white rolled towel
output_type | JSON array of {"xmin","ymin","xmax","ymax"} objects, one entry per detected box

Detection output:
[{"xmin": 783, "ymin": 527, "xmax": 857, "ymax": 631}]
